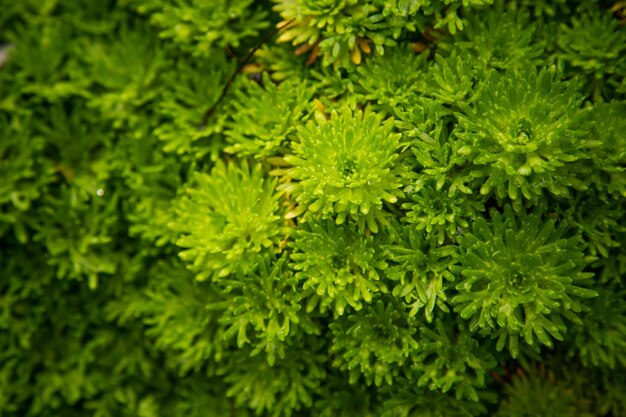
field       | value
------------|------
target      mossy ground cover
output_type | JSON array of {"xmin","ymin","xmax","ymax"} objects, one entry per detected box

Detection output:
[{"xmin": 1, "ymin": 1, "xmax": 626, "ymax": 416}]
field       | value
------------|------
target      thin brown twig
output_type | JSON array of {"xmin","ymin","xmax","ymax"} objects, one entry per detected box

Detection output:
[{"xmin": 198, "ymin": 18, "xmax": 296, "ymax": 130}]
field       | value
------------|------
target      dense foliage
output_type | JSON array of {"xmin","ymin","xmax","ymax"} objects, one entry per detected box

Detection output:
[{"xmin": 1, "ymin": 0, "xmax": 625, "ymax": 416}]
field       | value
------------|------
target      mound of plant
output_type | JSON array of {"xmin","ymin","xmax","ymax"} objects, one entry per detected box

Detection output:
[{"xmin": 1, "ymin": 1, "xmax": 625, "ymax": 416}]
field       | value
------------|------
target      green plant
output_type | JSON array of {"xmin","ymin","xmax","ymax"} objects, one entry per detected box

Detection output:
[
  {"xmin": 437, "ymin": 4, "xmax": 544, "ymax": 72},
  {"xmin": 384, "ymin": 226, "xmax": 457, "ymax": 322},
  {"xmin": 410, "ymin": 319, "xmax": 497, "ymax": 401},
  {"xmin": 2, "ymin": 1, "xmax": 626, "ymax": 416},
  {"xmin": 129, "ymin": 0, "xmax": 269, "ymax": 56},
  {"xmin": 452, "ymin": 206, "xmax": 596, "ymax": 357},
  {"xmin": 271, "ymin": 0, "xmax": 494, "ymax": 67},
  {"xmin": 455, "ymin": 67, "xmax": 595, "ymax": 204},
  {"xmin": 290, "ymin": 219, "xmax": 389, "ymax": 315},
  {"xmin": 172, "ymin": 160, "xmax": 287, "ymax": 281},
  {"xmin": 211, "ymin": 254, "xmax": 319, "ymax": 366},
  {"xmin": 557, "ymin": 7, "xmax": 626, "ymax": 100},
  {"xmin": 281, "ymin": 106, "xmax": 408, "ymax": 231},
  {"xmin": 495, "ymin": 363, "xmax": 594, "ymax": 417},
  {"xmin": 224, "ymin": 73, "xmax": 315, "ymax": 158},
  {"xmin": 329, "ymin": 298, "xmax": 419, "ymax": 386}
]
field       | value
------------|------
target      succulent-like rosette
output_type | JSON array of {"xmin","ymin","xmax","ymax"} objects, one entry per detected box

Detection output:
[
  {"xmin": 410, "ymin": 319, "xmax": 496, "ymax": 402},
  {"xmin": 219, "ymin": 340, "xmax": 326, "ymax": 417},
  {"xmin": 212, "ymin": 255, "xmax": 319, "ymax": 366},
  {"xmin": 557, "ymin": 8, "xmax": 626, "ymax": 96},
  {"xmin": 132, "ymin": 0, "xmax": 269, "ymax": 56},
  {"xmin": 290, "ymin": 220, "xmax": 388, "ymax": 316},
  {"xmin": 439, "ymin": 5, "xmax": 544, "ymax": 72},
  {"xmin": 330, "ymin": 299, "xmax": 418, "ymax": 386},
  {"xmin": 403, "ymin": 181, "xmax": 485, "ymax": 245},
  {"xmin": 272, "ymin": 0, "xmax": 392, "ymax": 67},
  {"xmin": 588, "ymin": 101, "xmax": 626, "ymax": 197},
  {"xmin": 384, "ymin": 226, "xmax": 457, "ymax": 322},
  {"xmin": 281, "ymin": 106, "xmax": 406, "ymax": 232},
  {"xmin": 452, "ymin": 206, "xmax": 597, "ymax": 356},
  {"xmin": 274, "ymin": 0, "xmax": 382, "ymax": 66},
  {"xmin": 172, "ymin": 160, "xmax": 287, "ymax": 280},
  {"xmin": 354, "ymin": 47, "xmax": 427, "ymax": 117},
  {"xmin": 568, "ymin": 283, "xmax": 626, "ymax": 369},
  {"xmin": 455, "ymin": 67, "xmax": 595, "ymax": 203},
  {"xmin": 224, "ymin": 74, "xmax": 315, "ymax": 158},
  {"xmin": 272, "ymin": 0, "xmax": 493, "ymax": 66}
]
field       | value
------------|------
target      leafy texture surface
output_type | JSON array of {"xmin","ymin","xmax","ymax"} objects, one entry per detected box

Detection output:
[{"xmin": 1, "ymin": 1, "xmax": 626, "ymax": 416}]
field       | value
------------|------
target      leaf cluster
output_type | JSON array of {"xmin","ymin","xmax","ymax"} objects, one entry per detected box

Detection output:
[{"xmin": 1, "ymin": 1, "xmax": 626, "ymax": 417}]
